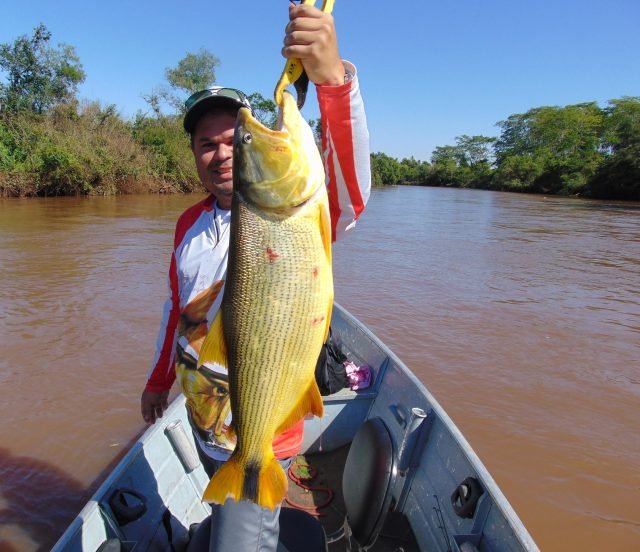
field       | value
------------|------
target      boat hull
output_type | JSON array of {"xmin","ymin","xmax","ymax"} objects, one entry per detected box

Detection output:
[{"xmin": 52, "ymin": 303, "xmax": 538, "ymax": 551}]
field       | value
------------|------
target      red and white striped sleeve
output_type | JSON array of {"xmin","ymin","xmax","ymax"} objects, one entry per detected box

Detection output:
[
  {"xmin": 146, "ymin": 198, "xmax": 214, "ymax": 392},
  {"xmin": 145, "ymin": 250, "xmax": 180, "ymax": 393},
  {"xmin": 145, "ymin": 202, "xmax": 199, "ymax": 392},
  {"xmin": 317, "ymin": 61, "xmax": 371, "ymax": 242}
]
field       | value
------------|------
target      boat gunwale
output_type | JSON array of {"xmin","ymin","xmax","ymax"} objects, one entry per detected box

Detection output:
[{"xmin": 332, "ymin": 302, "xmax": 538, "ymax": 550}]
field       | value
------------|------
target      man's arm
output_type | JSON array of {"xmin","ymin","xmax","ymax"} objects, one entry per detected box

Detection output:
[
  {"xmin": 283, "ymin": 3, "xmax": 371, "ymax": 241},
  {"xmin": 141, "ymin": 251, "xmax": 180, "ymax": 423},
  {"xmin": 317, "ymin": 64, "xmax": 370, "ymax": 241}
]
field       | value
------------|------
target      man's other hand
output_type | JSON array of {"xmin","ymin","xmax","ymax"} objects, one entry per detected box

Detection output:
[{"xmin": 141, "ymin": 389, "xmax": 169, "ymax": 424}]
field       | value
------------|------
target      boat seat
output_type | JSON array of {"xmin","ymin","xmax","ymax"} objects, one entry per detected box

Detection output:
[
  {"xmin": 330, "ymin": 416, "xmax": 397, "ymax": 550},
  {"xmin": 187, "ymin": 417, "xmax": 396, "ymax": 551},
  {"xmin": 281, "ymin": 416, "xmax": 397, "ymax": 551}
]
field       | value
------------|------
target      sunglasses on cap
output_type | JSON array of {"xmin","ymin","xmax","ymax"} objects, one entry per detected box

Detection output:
[
  {"xmin": 183, "ymin": 87, "xmax": 253, "ymax": 133},
  {"xmin": 185, "ymin": 87, "xmax": 252, "ymax": 112}
]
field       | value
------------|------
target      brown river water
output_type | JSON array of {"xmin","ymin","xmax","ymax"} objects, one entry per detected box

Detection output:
[{"xmin": 0, "ymin": 187, "xmax": 638, "ymax": 550}]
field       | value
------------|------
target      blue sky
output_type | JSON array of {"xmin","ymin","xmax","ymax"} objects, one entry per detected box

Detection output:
[{"xmin": 2, "ymin": 0, "xmax": 639, "ymax": 161}]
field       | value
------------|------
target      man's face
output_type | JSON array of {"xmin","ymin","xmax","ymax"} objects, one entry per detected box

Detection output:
[{"xmin": 191, "ymin": 110, "xmax": 237, "ymax": 210}]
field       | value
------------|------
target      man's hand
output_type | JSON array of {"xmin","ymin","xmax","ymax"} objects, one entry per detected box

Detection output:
[
  {"xmin": 282, "ymin": 3, "xmax": 345, "ymax": 86},
  {"xmin": 141, "ymin": 389, "xmax": 169, "ymax": 424}
]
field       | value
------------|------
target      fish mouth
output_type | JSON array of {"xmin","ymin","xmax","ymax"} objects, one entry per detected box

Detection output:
[
  {"xmin": 237, "ymin": 104, "xmax": 287, "ymax": 140},
  {"xmin": 236, "ymin": 89, "xmax": 304, "ymax": 145},
  {"xmin": 233, "ymin": 92, "xmax": 324, "ymax": 210}
]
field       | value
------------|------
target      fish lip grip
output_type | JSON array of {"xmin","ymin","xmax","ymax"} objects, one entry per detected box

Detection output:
[{"xmin": 274, "ymin": 0, "xmax": 336, "ymax": 108}]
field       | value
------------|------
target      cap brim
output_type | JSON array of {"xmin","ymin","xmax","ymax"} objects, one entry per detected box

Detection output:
[{"xmin": 183, "ymin": 96, "xmax": 245, "ymax": 133}]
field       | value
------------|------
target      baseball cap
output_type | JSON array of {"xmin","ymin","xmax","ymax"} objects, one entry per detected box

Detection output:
[{"xmin": 183, "ymin": 87, "xmax": 252, "ymax": 133}]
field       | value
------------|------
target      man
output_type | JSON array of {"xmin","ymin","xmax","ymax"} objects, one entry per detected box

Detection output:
[{"xmin": 141, "ymin": 3, "xmax": 370, "ymax": 549}]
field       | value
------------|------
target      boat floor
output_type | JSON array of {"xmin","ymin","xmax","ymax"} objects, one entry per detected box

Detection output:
[{"xmin": 284, "ymin": 446, "xmax": 419, "ymax": 551}]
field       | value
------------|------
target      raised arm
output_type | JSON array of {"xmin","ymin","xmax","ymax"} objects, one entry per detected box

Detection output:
[{"xmin": 283, "ymin": 2, "xmax": 371, "ymax": 241}]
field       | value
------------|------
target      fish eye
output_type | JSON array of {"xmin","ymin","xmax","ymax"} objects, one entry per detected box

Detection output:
[{"xmin": 242, "ymin": 132, "xmax": 252, "ymax": 144}]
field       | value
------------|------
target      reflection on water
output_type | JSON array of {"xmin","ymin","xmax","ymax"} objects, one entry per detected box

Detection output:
[
  {"xmin": 1, "ymin": 189, "xmax": 639, "ymax": 550},
  {"xmin": 0, "ymin": 447, "xmax": 86, "ymax": 550}
]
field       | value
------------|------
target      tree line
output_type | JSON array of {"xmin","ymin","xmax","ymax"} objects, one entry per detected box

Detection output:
[
  {"xmin": 372, "ymin": 98, "xmax": 640, "ymax": 200},
  {"xmin": 1, "ymin": 25, "xmax": 638, "ymax": 199}
]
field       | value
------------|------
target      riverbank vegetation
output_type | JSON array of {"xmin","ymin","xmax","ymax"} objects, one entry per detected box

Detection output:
[
  {"xmin": 1, "ymin": 26, "xmax": 638, "ymax": 199},
  {"xmin": 372, "ymin": 99, "xmax": 640, "ymax": 200}
]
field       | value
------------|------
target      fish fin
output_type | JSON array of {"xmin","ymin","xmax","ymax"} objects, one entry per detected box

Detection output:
[
  {"xmin": 276, "ymin": 378, "xmax": 324, "ymax": 436},
  {"xmin": 319, "ymin": 198, "xmax": 332, "ymax": 266},
  {"xmin": 257, "ymin": 455, "xmax": 288, "ymax": 510},
  {"xmin": 203, "ymin": 454, "xmax": 243, "ymax": 505},
  {"xmin": 197, "ymin": 309, "xmax": 227, "ymax": 369},
  {"xmin": 203, "ymin": 453, "xmax": 287, "ymax": 511},
  {"xmin": 318, "ymin": 193, "xmax": 334, "ymax": 345},
  {"xmin": 323, "ymin": 300, "xmax": 333, "ymax": 343}
]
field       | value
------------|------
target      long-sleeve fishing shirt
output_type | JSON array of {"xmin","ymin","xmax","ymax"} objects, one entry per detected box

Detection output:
[{"xmin": 145, "ymin": 62, "xmax": 371, "ymax": 461}]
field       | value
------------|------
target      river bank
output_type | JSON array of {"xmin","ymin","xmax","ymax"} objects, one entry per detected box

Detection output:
[{"xmin": 2, "ymin": 96, "xmax": 639, "ymax": 200}]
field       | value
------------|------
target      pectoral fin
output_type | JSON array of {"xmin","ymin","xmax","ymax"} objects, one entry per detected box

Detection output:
[
  {"xmin": 276, "ymin": 378, "xmax": 324, "ymax": 436},
  {"xmin": 197, "ymin": 310, "xmax": 227, "ymax": 370},
  {"xmin": 319, "ymin": 198, "xmax": 332, "ymax": 266}
]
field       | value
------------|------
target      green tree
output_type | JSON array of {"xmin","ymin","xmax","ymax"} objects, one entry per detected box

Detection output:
[
  {"xmin": 428, "ymin": 146, "xmax": 463, "ymax": 187},
  {"xmin": 431, "ymin": 144, "xmax": 464, "ymax": 166},
  {"xmin": 588, "ymin": 97, "xmax": 640, "ymax": 199},
  {"xmin": 370, "ymin": 152, "xmax": 401, "ymax": 186},
  {"xmin": 429, "ymin": 137, "xmax": 494, "ymax": 189},
  {"xmin": 132, "ymin": 113, "xmax": 198, "ymax": 190},
  {"xmin": 455, "ymin": 135, "xmax": 496, "ymax": 167},
  {"xmin": 492, "ymin": 155, "xmax": 544, "ymax": 192},
  {"xmin": 308, "ymin": 118, "xmax": 322, "ymax": 148},
  {"xmin": 601, "ymin": 96, "xmax": 640, "ymax": 153},
  {"xmin": 494, "ymin": 103, "xmax": 604, "ymax": 194},
  {"xmin": 166, "ymin": 49, "xmax": 219, "ymax": 96},
  {"xmin": 494, "ymin": 111, "xmax": 536, "ymax": 163},
  {"xmin": 145, "ymin": 49, "xmax": 220, "ymax": 115},
  {"xmin": 495, "ymin": 105, "xmax": 603, "ymax": 162},
  {"xmin": 397, "ymin": 157, "xmax": 420, "ymax": 184},
  {"xmin": 0, "ymin": 24, "xmax": 85, "ymax": 113},
  {"xmin": 247, "ymin": 92, "xmax": 277, "ymax": 129}
]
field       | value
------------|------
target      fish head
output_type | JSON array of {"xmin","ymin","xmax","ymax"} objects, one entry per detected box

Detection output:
[{"xmin": 233, "ymin": 91, "xmax": 324, "ymax": 210}]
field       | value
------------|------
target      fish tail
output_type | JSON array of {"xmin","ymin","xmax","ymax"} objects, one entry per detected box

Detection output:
[
  {"xmin": 202, "ymin": 453, "xmax": 287, "ymax": 511},
  {"xmin": 203, "ymin": 455, "xmax": 244, "ymax": 505},
  {"xmin": 256, "ymin": 455, "xmax": 288, "ymax": 510}
]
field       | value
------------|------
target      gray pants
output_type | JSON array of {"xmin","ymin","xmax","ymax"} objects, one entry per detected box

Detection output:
[{"xmin": 195, "ymin": 440, "xmax": 293, "ymax": 552}]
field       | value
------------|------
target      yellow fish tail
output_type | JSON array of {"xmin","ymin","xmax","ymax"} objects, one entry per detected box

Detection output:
[
  {"xmin": 256, "ymin": 455, "xmax": 289, "ymax": 510},
  {"xmin": 203, "ymin": 453, "xmax": 288, "ymax": 511}
]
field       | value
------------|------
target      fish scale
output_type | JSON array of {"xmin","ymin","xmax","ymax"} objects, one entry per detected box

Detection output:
[
  {"xmin": 223, "ymin": 199, "xmax": 328, "ymax": 498},
  {"xmin": 227, "ymin": 199, "xmax": 327, "ymax": 428}
]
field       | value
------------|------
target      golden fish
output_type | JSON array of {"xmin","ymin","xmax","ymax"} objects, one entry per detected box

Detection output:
[{"xmin": 197, "ymin": 89, "xmax": 333, "ymax": 510}]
